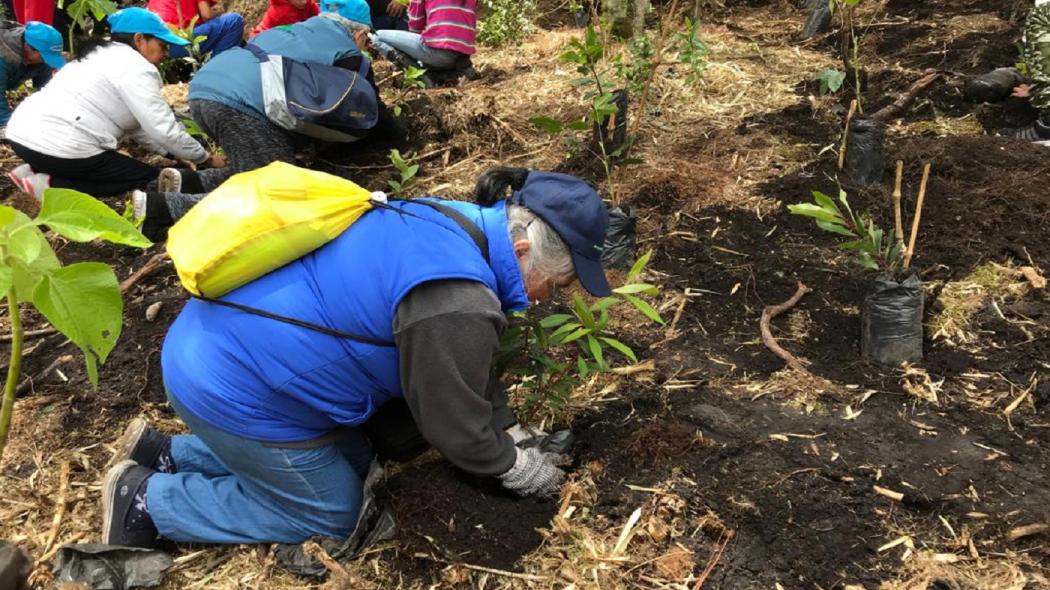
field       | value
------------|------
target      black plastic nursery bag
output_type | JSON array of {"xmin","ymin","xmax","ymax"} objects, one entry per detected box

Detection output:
[
  {"xmin": 844, "ymin": 118, "xmax": 886, "ymax": 187},
  {"xmin": 53, "ymin": 544, "xmax": 173, "ymax": 590},
  {"xmin": 861, "ymin": 273, "xmax": 924, "ymax": 366},
  {"xmin": 602, "ymin": 206, "xmax": 637, "ymax": 270},
  {"xmin": 801, "ymin": 0, "xmax": 832, "ymax": 39}
]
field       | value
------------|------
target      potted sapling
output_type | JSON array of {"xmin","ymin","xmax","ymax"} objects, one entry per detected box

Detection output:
[{"xmin": 789, "ymin": 163, "xmax": 930, "ymax": 366}]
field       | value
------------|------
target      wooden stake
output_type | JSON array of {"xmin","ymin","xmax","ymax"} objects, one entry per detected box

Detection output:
[
  {"xmin": 902, "ymin": 163, "xmax": 931, "ymax": 269},
  {"xmin": 837, "ymin": 99, "xmax": 858, "ymax": 171},
  {"xmin": 892, "ymin": 160, "xmax": 904, "ymax": 244}
]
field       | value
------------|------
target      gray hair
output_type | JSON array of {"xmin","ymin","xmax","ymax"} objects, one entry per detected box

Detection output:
[{"xmin": 507, "ymin": 204, "xmax": 575, "ymax": 282}]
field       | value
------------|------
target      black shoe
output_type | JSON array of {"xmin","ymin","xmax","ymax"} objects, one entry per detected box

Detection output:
[
  {"xmin": 101, "ymin": 460, "xmax": 159, "ymax": 548},
  {"xmin": 111, "ymin": 418, "xmax": 175, "ymax": 474},
  {"xmin": 140, "ymin": 192, "xmax": 175, "ymax": 242},
  {"xmin": 998, "ymin": 119, "xmax": 1050, "ymax": 142},
  {"xmin": 965, "ymin": 67, "xmax": 1024, "ymax": 103}
]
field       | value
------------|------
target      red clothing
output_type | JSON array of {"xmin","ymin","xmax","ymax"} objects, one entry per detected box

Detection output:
[
  {"xmin": 249, "ymin": 0, "xmax": 320, "ymax": 37},
  {"xmin": 148, "ymin": 0, "xmax": 215, "ymax": 28},
  {"xmin": 12, "ymin": 0, "xmax": 53, "ymax": 24}
]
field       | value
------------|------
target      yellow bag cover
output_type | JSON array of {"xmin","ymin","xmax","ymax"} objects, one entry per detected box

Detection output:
[{"xmin": 167, "ymin": 161, "xmax": 377, "ymax": 297}]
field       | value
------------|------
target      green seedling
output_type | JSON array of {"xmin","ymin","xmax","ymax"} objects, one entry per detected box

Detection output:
[
  {"xmin": 499, "ymin": 251, "xmax": 664, "ymax": 419},
  {"xmin": 815, "ymin": 67, "xmax": 846, "ymax": 95},
  {"xmin": 386, "ymin": 149, "xmax": 419, "ymax": 196},
  {"xmin": 0, "ymin": 189, "xmax": 151, "ymax": 461},
  {"xmin": 477, "ymin": 0, "xmax": 537, "ymax": 47},
  {"xmin": 789, "ymin": 188, "xmax": 903, "ymax": 272},
  {"xmin": 59, "ymin": 0, "xmax": 117, "ymax": 52}
]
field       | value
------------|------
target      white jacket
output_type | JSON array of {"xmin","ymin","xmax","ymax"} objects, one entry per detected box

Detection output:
[{"xmin": 7, "ymin": 43, "xmax": 208, "ymax": 164}]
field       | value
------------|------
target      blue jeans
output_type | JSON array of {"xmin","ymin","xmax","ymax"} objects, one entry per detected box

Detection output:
[
  {"xmin": 372, "ymin": 29, "xmax": 461, "ymax": 70},
  {"xmin": 147, "ymin": 392, "xmax": 374, "ymax": 544},
  {"xmin": 169, "ymin": 13, "xmax": 245, "ymax": 59}
]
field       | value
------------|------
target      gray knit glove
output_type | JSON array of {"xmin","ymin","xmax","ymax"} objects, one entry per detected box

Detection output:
[{"xmin": 497, "ymin": 447, "xmax": 565, "ymax": 497}]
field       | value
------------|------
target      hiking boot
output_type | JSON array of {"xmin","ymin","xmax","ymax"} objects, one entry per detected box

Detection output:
[
  {"xmin": 998, "ymin": 119, "xmax": 1050, "ymax": 142},
  {"xmin": 110, "ymin": 418, "xmax": 176, "ymax": 474},
  {"xmin": 101, "ymin": 460, "xmax": 160, "ymax": 548},
  {"xmin": 965, "ymin": 67, "xmax": 1024, "ymax": 103}
]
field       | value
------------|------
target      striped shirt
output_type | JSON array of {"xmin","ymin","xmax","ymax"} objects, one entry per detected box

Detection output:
[{"xmin": 408, "ymin": 0, "xmax": 477, "ymax": 56}]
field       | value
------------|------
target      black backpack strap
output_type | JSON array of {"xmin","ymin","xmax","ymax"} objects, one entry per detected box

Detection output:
[
  {"xmin": 382, "ymin": 199, "xmax": 490, "ymax": 263},
  {"xmin": 245, "ymin": 43, "xmax": 268, "ymax": 63},
  {"xmin": 194, "ymin": 296, "xmax": 396, "ymax": 347},
  {"xmin": 195, "ymin": 198, "xmax": 489, "ymax": 343}
]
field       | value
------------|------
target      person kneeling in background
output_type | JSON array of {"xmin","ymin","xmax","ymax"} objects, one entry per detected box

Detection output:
[
  {"xmin": 249, "ymin": 0, "xmax": 319, "ymax": 38},
  {"xmin": 147, "ymin": 0, "xmax": 245, "ymax": 58},
  {"xmin": 131, "ymin": 7, "xmax": 405, "ymax": 241},
  {"xmin": 966, "ymin": 0, "xmax": 1050, "ymax": 141},
  {"xmin": 5, "ymin": 8, "xmax": 224, "ymax": 201},
  {"xmin": 0, "ymin": 21, "xmax": 65, "ymax": 138},
  {"xmin": 368, "ymin": 0, "xmax": 477, "ymax": 86},
  {"xmin": 100, "ymin": 168, "xmax": 609, "ymax": 548}
]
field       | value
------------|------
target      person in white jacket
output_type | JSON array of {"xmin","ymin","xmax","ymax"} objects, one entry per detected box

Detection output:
[{"xmin": 5, "ymin": 7, "xmax": 225, "ymax": 200}]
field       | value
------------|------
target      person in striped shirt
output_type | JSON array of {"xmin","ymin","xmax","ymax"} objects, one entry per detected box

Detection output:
[{"xmin": 370, "ymin": 0, "xmax": 475, "ymax": 75}]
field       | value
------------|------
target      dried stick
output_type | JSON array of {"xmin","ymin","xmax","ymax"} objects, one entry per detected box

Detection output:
[
  {"xmin": 902, "ymin": 163, "xmax": 931, "ymax": 269},
  {"xmin": 119, "ymin": 252, "xmax": 171, "ymax": 293},
  {"xmin": 837, "ymin": 99, "xmax": 858, "ymax": 171},
  {"xmin": 0, "ymin": 327, "xmax": 56, "ymax": 343},
  {"xmin": 42, "ymin": 460, "xmax": 70, "ymax": 556},
  {"xmin": 870, "ymin": 72, "xmax": 940, "ymax": 122},
  {"xmin": 892, "ymin": 160, "xmax": 904, "ymax": 244},
  {"xmin": 16, "ymin": 354, "xmax": 73, "ymax": 397},
  {"xmin": 760, "ymin": 281, "xmax": 812, "ymax": 372},
  {"xmin": 693, "ymin": 529, "xmax": 734, "ymax": 589},
  {"xmin": 1007, "ymin": 523, "xmax": 1050, "ymax": 541}
]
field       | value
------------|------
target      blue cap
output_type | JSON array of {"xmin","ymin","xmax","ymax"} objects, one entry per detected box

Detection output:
[
  {"xmin": 511, "ymin": 172, "xmax": 611, "ymax": 297},
  {"xmin": 321, "ymin": 0, "xmax": 373, "ymax": 28},
  {"xmin": 108, "ymin": 7, "xmax": 190, "ymax": 46},
  {"xmin": 24, "ymin": 22, "xmax": 66, "ymax": 69}
]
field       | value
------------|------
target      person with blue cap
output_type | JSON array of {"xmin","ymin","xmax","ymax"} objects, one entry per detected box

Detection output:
[
  {"xmin": 129, "ymin": 9, "xmax": 404, "ymax": 240},
  {"xmin": 100, "ymin": 166, "xmax": 611, "ymax": 547},
  {"xmin": 0, "ymin": 21, "xmax": 64, "ymax": 134},
  {"xmin": 5, "ymin": 8, "xmax": 224, "ymax": 200}
]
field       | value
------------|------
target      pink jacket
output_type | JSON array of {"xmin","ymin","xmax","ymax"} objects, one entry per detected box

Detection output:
[{"xmin": 408, "ymin": 0, "xmax": 476, "ymax": 56}]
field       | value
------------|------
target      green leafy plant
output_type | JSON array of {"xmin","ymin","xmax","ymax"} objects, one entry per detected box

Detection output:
[
  {"xmin": 828, "ymin": 0, "xmax": 866, "ymax": 110},
  {"xmin": 386, "ymin": 149, "xmax": 419, "ymax": 196},
  {"xmin": 815, "ymin": 67, "xmax": 846, "ymax": 95},
  {"xmin": 59, "ymin": 0, "xmax": 117, "ymax": 52},
  {"xmin": 385, "ymin": 66, "xmax": 427, "ymax": 117},
  {"xmin": 672, "ymin": 16, "xmax": 709, "ymax": 85},
  {"xmin": 499, "ymin": 251, "xmax": 664, "ymax": 418},
  {"xmin": 477, "ymin": 0, "xmax": 537, "ymax": 47},
  {"xmin": 0, "ymin": 189, "xmax": 151, "ymax": 460},
  {"xmin": 789, "ymin": 189, "xmax": 903, "ymax": 272}
]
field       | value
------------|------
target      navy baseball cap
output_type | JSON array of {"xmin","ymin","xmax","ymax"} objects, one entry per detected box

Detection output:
[
  {"xmin": 511, "ymin": 171, "xmax": 612, "ymax": 297},
  {"xmin": 108, "ymin": 7, "xmax": 190, "ymax": 46},
  {"xmin": 24, "ymin": 22, "xmax": 66, "ymax": 69}
]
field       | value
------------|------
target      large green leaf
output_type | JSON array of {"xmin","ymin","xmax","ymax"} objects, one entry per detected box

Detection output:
[
  {"xmin": 787, "ymin": 203, "xmax": 843, "ymax": 224},
  {"xmin": 816, "ymin": 220, "xmax": 855, "ymax": 237},
  {"xmin": 585, "ymin": 334, "xmax": 606, "ymax": 370},
  {"xmin": 0, "ymin": 266, "xmax": 12, "ymax": 295},
  {"xmin": 36, "ymin": 188, "xmax": 152, "ymax": 247},
  {"xmin": 539, "ymin": 313, "xmax": 574, "ymax": 329},
  {"xmin": 32, "ymin": 262, "xmax": 123, "ymax": 386},
  {"xmin": 627, "ymin": 250, "xmax": 653, "ymax": 281},
  {"xmin": 0, "ymin": 208, "xmax": 60, "ymax": 300},
  {"xmin": 599, "ymin": 337, "xmax": 637, "ymax": 362},
  {"xmin": 624, "ymin": 293, "xmax": 665, "ymax": 324},
  {"xmin": 528, "ymin": 117, "xmax": 564, "ymax": 134},
  {"xmin": 613, "ymin": 283, "xmax": 658, "ymax": 296}
]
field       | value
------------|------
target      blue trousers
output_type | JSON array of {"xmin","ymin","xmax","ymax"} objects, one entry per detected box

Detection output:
[
  {"xmin": 372, "ymin": 30, "xmax": 461, "ymax": 70},
  {"xmin": 169, "ymin": 13, "xmax": 245, "ymax": 59},
  {"xmin": 147, "ymin": 392, "xmax": 374, "ymax": 544}
]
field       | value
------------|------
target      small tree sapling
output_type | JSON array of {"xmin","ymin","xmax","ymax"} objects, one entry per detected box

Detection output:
[
  {"xmin": 0, "ymin": 189, "xmax": 151, "ymax": 461},
  {"xmin": 788, "ymin": 188, "xmax": 903, "ymax": 273}
]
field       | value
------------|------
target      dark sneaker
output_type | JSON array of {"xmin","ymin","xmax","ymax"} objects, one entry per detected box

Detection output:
[
  {"xmin": 111, "ymin": 418, "xmax": 175, "ymax": 474},
  {"xmin": 965, "ymin": 67, "xmax": 1025, "ymax": 103},
  {"xmin": 101, "ymin": 460, "xmax": 159, "ymax": 548},
  {"xmin": 998, "ymin": 119, "xmax": 1050, "ymax": 142}
]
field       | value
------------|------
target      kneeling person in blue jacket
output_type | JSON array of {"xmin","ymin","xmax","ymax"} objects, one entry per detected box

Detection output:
[{"xmin": 101, "ymin": 168, "xmax": 609, "ymax": 547}]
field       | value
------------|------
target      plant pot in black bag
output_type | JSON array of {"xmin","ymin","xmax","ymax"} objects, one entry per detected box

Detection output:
[
  {"xmin": 861, "ymin": 273, "xmax": 924, "ymax": 366},
  {"xmin": 601, "ymin": 206, "xmax": 636, "ymax": 270},
  {"xmin": 844, "ymin": 117, "xmax": 885, "ymax": 187},
  {"xmin": 801, "ymin": 0, "xmax": 832, "ymax": 39}
]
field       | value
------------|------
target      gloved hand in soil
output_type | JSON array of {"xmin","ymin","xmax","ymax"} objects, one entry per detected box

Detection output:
[
  {"xmin": 497, "ymin": 447, "xmax": 565, "ymax": 497},
  {"xmin": 506, "ymin": 424, "xmax": 576, "ymax": 456}
]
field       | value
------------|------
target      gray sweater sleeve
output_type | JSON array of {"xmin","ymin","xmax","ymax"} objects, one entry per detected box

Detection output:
[{"xmin": 394, "ymin": 279, "xmax": 518, "ymax": 476}]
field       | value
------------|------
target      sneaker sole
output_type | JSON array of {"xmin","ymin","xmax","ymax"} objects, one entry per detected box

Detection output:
[
  {"xmin": 101, "ymin": 459, "xmax": 138, "ymax": 545},
  {"xmin": 109, "ymin": 418, "xmax": 149, "ymax": 470},
  {"xmin": 157, "ymin": 169, "xmax": 181, "ymax": 194},
  {"xmin": 6, "ymin": 171, "xmax": 28, "ymax": 194}
]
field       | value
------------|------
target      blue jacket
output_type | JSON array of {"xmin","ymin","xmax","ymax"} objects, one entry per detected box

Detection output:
[
  {"xmin": 161, "ymin": 199, "xmax": 529, "ymax": 442},
  {"xmin": 188, "ymin": 15, "xmax": 362, "ymax": 119},
  {"xmin": 0, "ymin": 24, "xmax": 52, "ymax": 126}
]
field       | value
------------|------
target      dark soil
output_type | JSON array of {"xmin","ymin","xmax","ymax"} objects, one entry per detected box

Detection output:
[{"xmin": 575, "ymin": 386, "xmax": 1050, "ymax": 588}]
